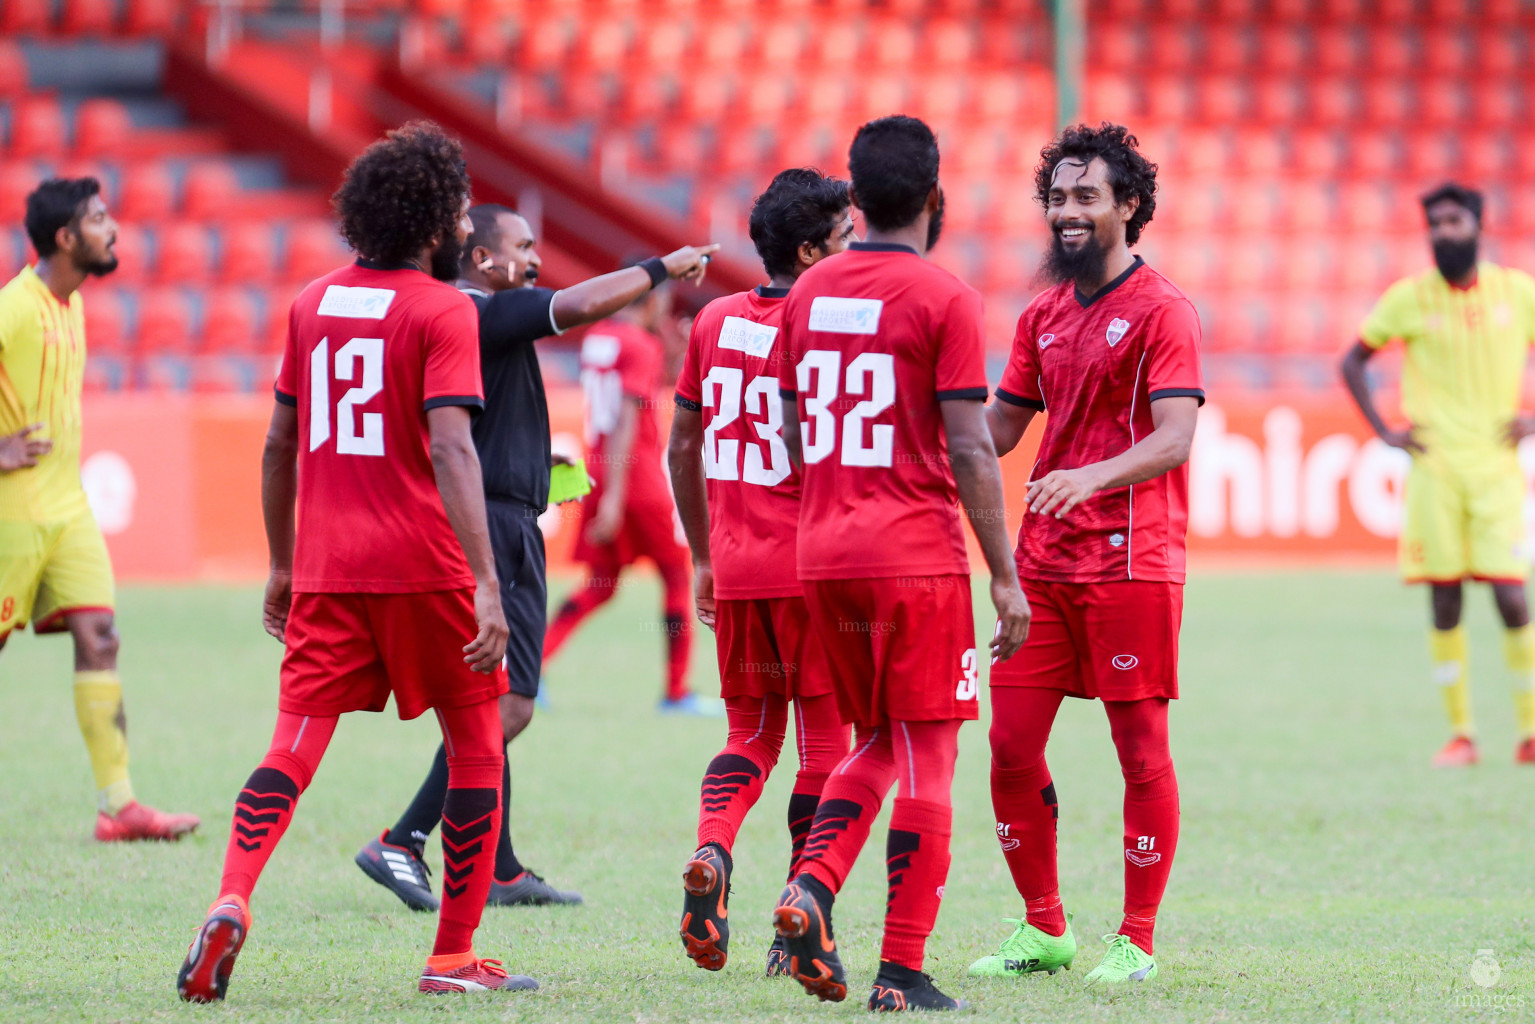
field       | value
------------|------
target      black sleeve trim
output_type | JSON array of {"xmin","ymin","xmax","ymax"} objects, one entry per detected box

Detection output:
[
  {"xmin": 779, "ymin": 387, "xmax": 797, "ymax": 398},
  {"xmin": 995, "ymin": 388, "xmax": 1045, "ymax": 411},
  {"xmin": 274, "ymin": 387, "xmax": 297, "ymax": 407},
  {"xmin": 674, "ymin": 393, "xmax": 702, "ymax": 412},
  {"xmin": 423, "ymin": 395, "xmax": 486, "ymax": 413},
  {"xmin": 936, "ymin": 386, "xmax": 989, "ymax": 402},
  {"xmin": 1149, "ymin": 387, "xmax": 1206, "ymax": 407}
]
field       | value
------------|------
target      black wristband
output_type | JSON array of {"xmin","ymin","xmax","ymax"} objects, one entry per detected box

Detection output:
[{"xmin": 640, "ymin": 256, "xmax": 668, "ymax": 288}]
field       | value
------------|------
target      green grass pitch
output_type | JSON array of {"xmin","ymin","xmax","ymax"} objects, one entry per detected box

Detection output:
[{"xmin": 2, "ymin": 572, "xmax": 1533, "ymax": 1022}]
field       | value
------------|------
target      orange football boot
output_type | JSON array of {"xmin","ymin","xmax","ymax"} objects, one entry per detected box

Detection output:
[
  {"xmin": 1432, "ymin": 735, "xmax": 1479, "ymax": 767},
  {"xmin": 95, "ymin": 800, "xmax": 200, "ymax": 841}
]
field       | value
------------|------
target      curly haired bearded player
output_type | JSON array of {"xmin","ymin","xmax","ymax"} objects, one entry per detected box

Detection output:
[
  {"xmin": 969, "ymin": 123, "xmax": 1202, "ymax": 987},
  {"xmin": 177, "ymin": 122, "xmax": 535, "ymax": 1001}
]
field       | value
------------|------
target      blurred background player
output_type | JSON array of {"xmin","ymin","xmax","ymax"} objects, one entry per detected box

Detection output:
[
  {"xmin": 542, "ymin": 260, "xmax": 717, "ymax": 714},
  {"xmin": 177, "ymin": 123, "xmax": 534, "ymax": 1001},
  {"xmin": 356, "ymin": 203, "xmax": 717, "ymax": 911},
  {"xmin": 1341, "ymin": 183, "xmax": 1535, "ymax": 768},
  {"xmin": 0, "ymin": 177, "xmax": 199, "ymax": 843},
  {"xmin": 668, "ymin": 168, "xmax": 856, "ymax": 976},
  {"xmin": 973, "ymin": 124, "xmax": 1201, "ymax": 987},
  {"xmin": 770, "ymin": 116, "xmax": 1030, "ymax": 1013}
]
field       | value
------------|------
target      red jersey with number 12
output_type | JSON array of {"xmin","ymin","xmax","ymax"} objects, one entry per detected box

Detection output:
[
  {"xmin": 778, "ymin": 243, "xmax": 990, "ymax": 581},
  {"xmin": 676, "ymin": 287, "xmax": 799, "ymax": 599},
  {"xmin": 277, "ymin": 262, "xmax": 486, "ymax": 594},
  {"xmin": 998, "ymin": 257, "xmax": 1204, "ymax": 584}
]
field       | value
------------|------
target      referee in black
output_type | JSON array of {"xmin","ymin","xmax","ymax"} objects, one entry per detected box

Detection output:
[{"xmin": 355, "ymin": 203, "xmax": 719, "ymax": 909}]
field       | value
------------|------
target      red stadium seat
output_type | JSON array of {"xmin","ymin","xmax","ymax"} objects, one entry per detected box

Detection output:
[
  {"xmin": 1280, "ymin": 182, "xmax": 1335, "ymax": 235},
  {"xmin": 1203, "ymin": 26, "xmax": 1253, "ymax": 75},
  {"xmin": 82, "ymin": 286, "xmax": 129, "ymax": 355},
  {"xmin": 104, "ymin": 223, "xmax": 147, "ymax": 283},
  {"xmin": 1236, "ymin": 132, "xmax": 1285, "ymax": 178},
  {"xmin": 1365, "ymin": 29, "xmax": 1415, "ymax": 76},
  {"xmin": 123, "ymin": 0, "xmax": 178, "ymax": 35},
  {"xmin": 697, "ymin": 20, "xmax": 751, "ymax": 70},
  {"xmin": 73, "ymin": 98, "xmax": 133, "ymax": 158},
  {"xmin": 117, "ymin": 162, "xmax": 176, "ymax": 222},
  {"xmin": 283, "ymin": 220, "xmax": 349, "ymax": 284},
  {"xmin": 1360, "ymin": 82, "xmax": 1412, "ymax": 126},
  {"xmin": 153, "ymin": 223, "xmax": 212, "ymax": 284},
  {"xmin": 1143, "ymin": 77, "xmax": 1194, "ymax": 124},
  {"xmin": 182, "ymin": 162, "xmax": 240, "ymax": 219},
  {"xmin": 1290, "ymin": 129, "xmax": 1343, "ymax": 177},
  {"xmin": 1144, "ymin": 25, "xmax": 1198, "ymax": 73},
  {"xmin": 1278, "ymin": 240, "xmax": 1338, "ymax": 295},
  {"xmin": 1422, "ymin": 28, "xmax": 1471, "ymax": 78},
  {"xmin": 563, "ymin": 72, "xmax": 617, "ymax": 120},
  {"xmin": 517, "ymin": 15, "xmax": 572, "ymax": 72},
  {"xmin": 61, "ymin": 0, "xmax": 118, "ymax": 35},
  {"xmin": 1339, "ymin": 183, "xmax": 1398, "ymax": 235},
  {"xmin": 572, "ymin": 17, "xmax": 630, "ymax": 71},
  {"xmin": 1347, "ymin": 133, "xmax": 1397, "ymax": 180},
  {"xmin": 855, "ymin": 74, "xmax": 908, "ymax": 124},
  {"xmin": 135, "ymin": 287, "xmax": 194, "ymax": 354},
  {"xmin": 1197, "ymin": 77, "xmax": 1247, "ymax": 125},
  {"xmin": 651, "ymin": 123, "xmax": 707, "ymax": 174},
  {"xmin": 1306, "ymin": 78, "xmax": 1356, "ymax": 127},
  {"xmin": 1471, "ymin": 29, "xmax": 1519, "ymax": 77},
  {"xmin": 1255, "ymin": 26, "xmax": 1307, "ymax": 75},
  {"xmin": 1469, "ymin": 82, "xmax": 1519, "ymax": 128},
  {"xmin": 923, "ymin": 18, "xmax": 976, "ymax": 68},
  {"xmin": 735, "ymin": 73, "xmax": 795, "ymax": 125},
  {"xmin": 757, "ymin": 22, "xmax": 805, "ymax": 65},
  {"xmin": 0, "ymin": 41, "xmax": 28, "ymax": 97},
  {"xmin": 201, "ymin": 287, "xmax": 263, "ymax": 354},
  {"xmin": 0, "ymin": 0, "xmax": 50, "ymax": 34},
  {"xmin": 217, "ymin": 222, "xmax": 277, "ymax": 284},
  {"xmin": 796, "ymin": 72, "xmax": 853, "ymax": 126},
  {"xmin": 909, "ymin": 75, "xmax": 967, "ymax": 128},
  {"xmin": 865, "ymin": 18, "xmax": 919, "ymax": 70},
  {"xmin": 1252, "ymin": 80, "xmax": 1303, "ymax": 126},
  {"xmin": 1403, "ymin": 133, "xmax": 1456, "ymax": 182},
  {"xmin": 676, "ymin": 76, "xmax": 734, "ymax": 125},
  {"xmin": 0, "ymin": 162, "xmax": 41, "ymax": 223},
  {"xmin": 1084, "ymin": 74, "xmax": 1136, "ymax": 124},
  {"xmin": 631, "ymin": 19, "xmax": 689, "ymax": 69},
  {"xmin": 8, "ymin": 96, "xmax": 67, "ymax": 159},
  {"xmin": 1311, "ymin": 28, "xmax": 1358, "ymax": 75},
  {"xmin": 810, "ymin": 20, "xmax": 862, "ymax": 67}
]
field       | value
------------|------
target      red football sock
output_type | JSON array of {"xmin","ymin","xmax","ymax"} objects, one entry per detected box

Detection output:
[
  {"xmin": 878, "ymin": 719, "xmax": 960, "ymax": 971},
  {"xmin": 696, "ymin": 695, "xmax": 786, "ymax": 850},
  {"xmin": 785, "ymin": 694, "xmax": 852, "ymax": 878},
  {"xmin": 1106, "ymin": 698, "xmax": 1178, "ymax": 956},
  {"xmin": 432, "ymin": 699, "xmax": 504, "ymax": 958},
  {"xmin": 989, "ymin": 687, "xmax": 1067, "ymax": 936},
  {"xmin": 800, "ymin": 724, "xmax": 897, "ymax": 893},
  {"xmin": 218, "ymin": 712, "xmax": 337, "ymax": 901},
  {"xmin": 658, "ymin": 548, "xmax": 693, "ymax": 702}
]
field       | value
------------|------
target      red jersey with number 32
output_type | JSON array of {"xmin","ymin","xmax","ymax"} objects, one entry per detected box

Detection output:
[
  {"xmin": 579, "ymin": 319, "xmax": 671, "ymax": 508},
  {"xmin": 778, "ymin": 243, "xmax": 990, "ymax": 581},
  {"xmin": 676, "ymin": 287, "xmax": 798, "ymax": 599},
  {"xmin": 277, "ymin": 262, "xmax": 486, "ymax": 594},
  {"xmin": 997, "ymin": 258, "xmax": 1204, "ymax": 584}
]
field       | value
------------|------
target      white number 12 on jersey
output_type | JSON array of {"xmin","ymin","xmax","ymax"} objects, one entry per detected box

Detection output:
[{"xmin": 309, "ymin": 336, "xmax": 385, "ymax": 456}]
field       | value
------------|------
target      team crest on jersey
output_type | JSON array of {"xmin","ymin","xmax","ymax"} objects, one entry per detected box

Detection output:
[
  {"xmin": 1038, "ymin": 333, "xmax": 1055, "ymax": 349},
  {"xmin": 1106, "ymin": 318, "xmax": 1130, "ymax": 347}
]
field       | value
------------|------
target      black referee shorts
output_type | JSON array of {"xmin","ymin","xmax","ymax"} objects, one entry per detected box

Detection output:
[{"xmin": 487, "ymin": 497, "xmax": 548, "ymax": 699}]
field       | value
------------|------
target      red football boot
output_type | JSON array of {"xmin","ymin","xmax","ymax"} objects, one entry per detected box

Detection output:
[
  {"xmin": 419, "ymin": 955, "xmax": 539, "ymax": 993},
  {"xmin": 95, "ymin": 800, "xmax": 200, "ymax": 841},
  {"xmin": 1516, "ymin": 738, "xmax": 1535, "ymax": 764},
  {"xmin": 1431, "ymin": 735, "xmax": 1479, "ymax": 767},
  {"xmin": 177, "ymin": 895, "xmax": 251, "ymax": 1003}
]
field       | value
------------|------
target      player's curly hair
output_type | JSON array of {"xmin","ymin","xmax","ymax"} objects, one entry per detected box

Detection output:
[
  {"xmin": 749, "ymin": 168, "xmax": 850, "ymax": 280},
  {"xmin": 1034, "ymin": 122, "xmax": 1158, "ymax": 245},
  {"xmin": 333, "ymin": 121, "xmax": 470, "ymax": 266}
]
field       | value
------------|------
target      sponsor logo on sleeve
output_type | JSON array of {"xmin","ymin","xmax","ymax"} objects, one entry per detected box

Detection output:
[
  {"xmin": 317, "ymin": 285, "xmax": 395, "ymax": 319},
  {"xmin": 717, "ymin": 315, "xmax": 778, "ymax": 358},
  {"xmin": 808, "ymin": 296, "xmax": 883, "ymax": 334},
  {"xmin": 1106, "ymin": 318, "xmax": 1130, "ymax": 346}
]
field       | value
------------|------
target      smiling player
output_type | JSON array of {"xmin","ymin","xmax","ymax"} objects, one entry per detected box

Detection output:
[{"xmin": 971, "ymin": 123, "xmax": 1202, "ymax": 986}]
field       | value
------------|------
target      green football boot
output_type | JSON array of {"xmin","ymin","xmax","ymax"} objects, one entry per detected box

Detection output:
[
  {"xmin": 1083, "ymin": 933, "xmax": 1158, "ymax": 985},
  {"xmin": 966, "ymin": 915, "xmax": 1076, "ymax": 977}
]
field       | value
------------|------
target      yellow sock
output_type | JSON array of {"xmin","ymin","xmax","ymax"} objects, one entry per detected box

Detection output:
[
  {"xmin": 1504, "ymin": 625, "xmax": 1535, "ymax": 739},
  {"xmin": 1429, "ymin": 627, "xmax": 1474, "ymax": 737},
  {"xmin": 73, "ymin": 671, "xmax": 134, "ymax": 814}
]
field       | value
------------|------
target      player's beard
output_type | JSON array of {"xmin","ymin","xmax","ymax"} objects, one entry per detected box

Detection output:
[
  {"xmin": 78, "ymin": 246, "xmax": 118, "ymax": 278},
  {"xmin": 1040, "ymin": 225, "xmax": 1108, "ymax": 288},
  {"xmin": 1432, "ymin": 237, "xmax": 1478, "ymax": 281},
  {"xmin": 925, "ymin": 190, "xmax": 946, "ymax": 251},
  {"xmin": 430, "ymin": 236, "xmax": 464, "ymax": 282}
]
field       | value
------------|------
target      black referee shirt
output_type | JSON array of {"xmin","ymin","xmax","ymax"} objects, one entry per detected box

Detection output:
[{"xmin": 460, "ymin": 284, "xmax": 562, "ymax": 513}]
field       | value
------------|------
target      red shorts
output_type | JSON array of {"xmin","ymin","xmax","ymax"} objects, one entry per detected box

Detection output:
[
  {"xmin": 571, "ymin": 483, "xmax": 685, "ymax": 570},
  {"xmin": 714, "ymin": 595, "xmax": 836, "ymax": 702},
  {"xmin": 990, "ymin": 578, "xmax": 1182, "ymax": 701},
  {"xmin": 802, "ymin": 575, "xmax": 980, "ymax": 727},
  {"xmin": 279, "ymin": 590, "xmax": 508, "ymax": 721}
]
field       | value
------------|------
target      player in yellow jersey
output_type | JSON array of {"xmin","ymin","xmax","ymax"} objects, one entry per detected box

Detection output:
[
  {"xmin": 0, "ymin": 177, "xmax": 198, "ymax": 839},
  {"xmin": 1342, "ymin": 182, "xmax": 1535, "ymax": 768}
]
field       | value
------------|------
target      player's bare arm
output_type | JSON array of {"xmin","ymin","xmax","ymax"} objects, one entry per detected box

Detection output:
[
  {"xmin": 427, "ymin": 405, "xmax": 509, "ymax": 673},
  {"xmin": 984, "ymin": 401, "xmax": 1038, "ymax": 457},
  {"xmin": 260, "ymin": 401, "xmax": 299, "ymax": 641},
  {"xmin": 1505, "ymin": 413, "xmax": 1535, "ymax": 446},
  {"xmin": 667, "ymin": 406, "xmax": 716, "ymax": 629},
  {"xmin": 941, "ymin": 399, "xmax": 1030, "ymax": 661},
  {"xmin": 0, "ymin": 422, "xmax": 53, "ymax": 472},
  {"xmin": 781, "ymin": 394, "xmax": 802, "ymax": 468},
  {"xmin": 1028, "ymin": 395, "xmax": 1200, "ymax": 519},
  {"xmin": 551, "ymin": 245, "xmax": 720, "ymax": 331},
  {"xmin": 1341, "ymin": 340, "xmax": 1424, "ymax": 454},
  {"xmin": 588, "ymin": 395, "xmax": 641, "ymax": 546}
]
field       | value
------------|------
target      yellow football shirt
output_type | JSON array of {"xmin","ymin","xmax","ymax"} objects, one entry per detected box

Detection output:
[
  {"xmin": 1360, "ymin": 262, "xmax": 1535, "ymax": 456},
  {"xmin": 0, "ymin": 265, "xmax": 90, "ymax": 522}
]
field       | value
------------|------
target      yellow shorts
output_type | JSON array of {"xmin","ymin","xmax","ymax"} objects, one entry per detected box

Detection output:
[
  {"xmin": 1400, "ymin": 452, "xmax": 1528, "ymax": 584},
  {"xmin": 0, "ymin": 507, "xmax": 115, "ymax": 639}
]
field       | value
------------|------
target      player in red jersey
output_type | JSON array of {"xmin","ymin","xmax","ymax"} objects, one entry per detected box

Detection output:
[
  {"xmin": 768, "ymin": 117, "xmax": 1030, "ymax": 1013},
  {"xmin": 542, "ymin": 263, "xmax": 714, "ymax": 713},
  {"xmin": 668, "ymin": 169, "xmax": 857, "ymax": 976},
  {"xmin": 176, "ymin": 123, "xmax": 535, "ymax": 1001},
  {"xmin": 969, "ymin": 124, "xmax": 1202, "ymax": 987}
]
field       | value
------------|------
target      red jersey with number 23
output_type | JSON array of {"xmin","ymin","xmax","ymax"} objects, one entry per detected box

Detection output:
[
  {"xmin": 675, "ymin": 286, "xmax": 799, "ymax": 600},
  {"xmin": 277, "ymin": 262, "xmax": 486, "ymax": 594},
  {"xmin": 778, "ymin": 243, "xmax": 990, "ymax": 581},
  {"xmin": 997, "ymin": 257, "xmax": 1204, "ymax": 584}
]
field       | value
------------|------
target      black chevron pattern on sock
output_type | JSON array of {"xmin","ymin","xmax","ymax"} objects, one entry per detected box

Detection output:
[
  {"xmin": 700, "ymin": 753, "xmax": 763, "ymax": 813},
  {"xmin": 800, "ymin": 797, "xmax": 865, "ymax": 864},
  {"xmin": 440, "ymin": 787, "xmax": 498, "ymax": 904},
  {"xmin": 1040, "ymin": 781, "xmax": 1059, "ymax": 821},
  {"xmin": 885, "ymin": 828, "xmax": 921, "ymax": 916},
  {"xmin": 785, "ymin": 791, "xmax": 820, "ymax": 880},
  {"xmin": 231, "ymin": 767, "xmax": 298, "ymax": 854}
]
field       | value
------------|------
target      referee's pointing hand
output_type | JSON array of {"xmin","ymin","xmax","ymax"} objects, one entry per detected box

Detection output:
[{"xmin": 662, "ymin": 244, "xmax": 721, "ymax": 285}]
